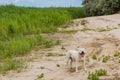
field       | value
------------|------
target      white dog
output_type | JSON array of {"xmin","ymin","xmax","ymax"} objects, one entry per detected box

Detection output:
[{"xmin": 64, "ymin": 48, "xmax": 86, "ymax": 72}]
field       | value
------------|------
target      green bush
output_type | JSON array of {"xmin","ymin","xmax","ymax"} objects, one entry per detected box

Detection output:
[
  {"xmin": 114, "ymin": 52, "xmax": 120, "ymax": 57},
  {"xmin": 92, "ymin": 54, "xmax": 97, "ymax": 60},
  {"xmin": 35, "ymin": 73, "xmax": 44, "ymax": 80},
  {"xmin": 102, "ymin": 55, "xmax": 110, "ymax": 63},
  {"xmin": 82, "ymin": 0, "xmax": 120, "ymax": 16},
  {"xmin": 88, "ymin": 69, "xmax": 107, "ymax": 80}
]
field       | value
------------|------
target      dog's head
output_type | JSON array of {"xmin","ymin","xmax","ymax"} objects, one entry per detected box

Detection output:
[{"xmin": 77, "ymin": 48, "xmax": 85, "ymax": 57}]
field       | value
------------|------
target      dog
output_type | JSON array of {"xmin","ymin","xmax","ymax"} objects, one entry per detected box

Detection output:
[{"xmin": 64, "ymin": 48, "xmax": 86, "ymax": 72}]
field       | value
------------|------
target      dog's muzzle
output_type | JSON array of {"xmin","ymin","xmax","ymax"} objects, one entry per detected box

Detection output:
[{"xmin": 80, "ymin": 51, "xmax": 85, "ymax": 57}]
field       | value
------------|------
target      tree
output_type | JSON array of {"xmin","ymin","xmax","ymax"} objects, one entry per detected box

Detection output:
[{"xmin": 82, "ymin": 0, "xmax": 120, "ymax": 16}]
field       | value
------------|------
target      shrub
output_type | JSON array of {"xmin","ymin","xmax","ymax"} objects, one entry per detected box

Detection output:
[
  {"xmin": 35, "ymin": 73, "xmax": 44, "ymax": 80},
  {"xmin": 114, "ymin": 52, "xmax": 120, "ymax": 57},
  {"xmin": 88, "ymin": 69, "xmax": 107, "ymax": 80},
  {"xmin": 102, "ymin": 55, "xmax": 110, "ymax": 63},
  {"xmin": 56, "ymin": 64, "xmax": 60, "ymax": 67},
  {"xmin": 92, "ymin": 54, "xmax": 97, "ymax": 60},
  {"xmin": 82, "ymin": 0, "xmax": 120, "ymax": 16}
]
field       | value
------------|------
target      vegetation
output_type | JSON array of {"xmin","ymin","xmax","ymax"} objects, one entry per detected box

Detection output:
[
  {"xmin": 40, "ymin": 66, "xmax": 45, "ymax": 69},
  {"xmin": 119, "ymin": 60, "xmax": 120, "ymax": 63},
  {"xmin": 88, "ymin": 69, "xmax": 107, "ymax": 80},
  {"xmin": 35, "ymin": 73, "xmax": 44, "ymax": 80},
  {"xmin": 59, "ymin": 30, "xmax": 78, "ymax": 34},
  {"xmin": 0, "ymin": 5, "xmax": 87, "ymax": 73},
  {"xmin": 0, "ymin": 5, "xmax": 86, "ymax": 40},
  {"xmin": 114, "ymin": 52, "xmax": 120, "ymax": 57},
  {"xmin": 80, "ymin": 19, "xmax": 88, "ymax": 25},
  {"xmin": 0, "ymin": 35, "xmax": 44, "ymax": 59},
  {"xmin": 0, "ymin": 58, "xmax": 26, "ymax": 74},
  {"xmin": 80, "ymin": 27, "xmax": 93, "ymax": 32},
  {"xmin": 43, "ymin": 39, "xmax": 61, "ymax": 48},
  {"xmin": 56, "ymin": 64, "xmax": 60, "ymax": 67},
  {"xmin": 102, "ymin": 55, "xmax": 110, "ymax": 63},
  {"xmin": 98, "ymin": 26, "xmax": 118, "ymax": 32},
  {"xmin": 92, "ymin": 54, "xmax": 97, "ymax": 60},
  {"xmin": 82, "ymin": 0, "xmax": 120, "ymax": 16}
]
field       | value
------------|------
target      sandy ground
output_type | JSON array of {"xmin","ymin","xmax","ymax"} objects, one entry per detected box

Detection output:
[{"xmin": 1, "ymin": 14, "xmax": 120, "ymax": 80}]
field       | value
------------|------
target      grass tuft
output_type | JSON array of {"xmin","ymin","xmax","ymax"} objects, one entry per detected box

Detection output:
[
  {"xmin": 114, "ymin": 52, "xmax": 120, "ymax": 57},
  {"xmin": 92, "ymin": 54, "xmax": 97, "ymax": 60},
  {"xmin": 59, "ymin": 30, "xmax": 78, "ymax": 34},
  {"xmin": 102, "ymin": 55, "xmax": 110, "ymax": 63},
  {"xmin": 0, "ymin": 58, "xmax": 26, "ymax": 74},
  {"xmin": 88, "ymin": 69, "xmax": 107, "ymax": 80},
  {"xmin": 56, "ymin": 64, "xmax": 60, "ymax": 67},
  {"xmin": 35, "ymin": 73, "xmax": 44, "ymax": 80}
]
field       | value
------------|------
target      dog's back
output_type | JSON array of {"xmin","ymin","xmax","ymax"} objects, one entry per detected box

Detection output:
[{"xmin": 66, "ymin": 50, "xmax": 79, "ymax": 61}]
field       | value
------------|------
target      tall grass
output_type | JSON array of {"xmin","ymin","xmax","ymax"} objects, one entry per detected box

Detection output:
[
  {"xmin": 0, "ymin": 5, "xmax": 86, "ymax": 40},
  {"xmin": 0, "ymin": 35, "xmax": 44, "ymax": 59},
  {"xmin": 0, "ymin": 5, "xmax": 69, "ymax": 40},
  {"xmin": 0, "ymin": 5, "xmax": 87, "ymax": 73},
  {"xmin": 0, "ymin": 58, "xmax": 25, "ymax": 74}
]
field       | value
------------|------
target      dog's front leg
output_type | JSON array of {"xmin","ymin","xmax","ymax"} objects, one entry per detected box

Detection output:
[
  {"xmin": 83, "ymin": 56, "xmax": 86, "ymax": 71},
  {"xmin": 70, "ymin": 59, "xmax": 73, "ymax": 69},
  {"xmin": 75, "ymin": 61, "xmax": 78, "ymax": 72}
]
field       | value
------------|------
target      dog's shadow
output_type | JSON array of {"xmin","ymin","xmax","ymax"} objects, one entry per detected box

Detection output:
[{"xmin": 68, "ymin": 66, "xmax": 83, "ymax": 73}]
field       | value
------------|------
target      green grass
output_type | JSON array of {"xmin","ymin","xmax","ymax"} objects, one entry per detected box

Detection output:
[
  {"xmin": 40, "ymin": 66, "xmax": 45, "ymax": 69},
  {"xmin": 35, "ymin": 73, "xmax": 44, "ymax": 80},
  {"xmin": 98, "ymin": 26, "xmax": 118, "ymax": 32},
  {"xmin": 102, "ymin": 55, "xmax": 110, "ymax": 63},
  {"xmin": 92, "ymin": 54, "xmax": 97, "ymax": 60},
  {"xmin": 114, "ymin": 52, "xmax": 120, "ymax": 57},
  {"xmin": 0, "ymin": 5, "xmax": 87, "ymax": 40},
  {"xmin": 119, "ymin": 60, "xmax": 120, "ymax": 63},
  {"xmin": 59, "ymin": 30, "xmax": 78, "ymax": 34},
  {"xmin": 80, "ymin": 19, "xmax": 88, "ymax": 25},
  {"xmin": 80, "ymin": 27, "xmax": 93, "ymax": 32},
  {"xmin": 56, "ymin": 64, "xmax": 60, "ymax": 67},
  {"xmin": 43, "ymin": 39, "xmax": 61, "ymax": 48},
  {"xmin": 88, "ymin": 69, "xmax": 107, "ymax": 80},
  {"xmin": 0, "ymin": 35, "xmax": 44, "ymax": 59},
  {"xmin": 0, "ymin": 58, "xmax": 26, "ymax": 74}
]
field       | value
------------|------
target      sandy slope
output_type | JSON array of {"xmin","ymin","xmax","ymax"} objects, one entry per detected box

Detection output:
[{"xmin": 1, "ymin": 14, "xmax": 120, "ymax": 80}]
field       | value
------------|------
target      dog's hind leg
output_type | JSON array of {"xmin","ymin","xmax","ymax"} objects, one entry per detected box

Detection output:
[
  {"xmin": 70, "ymin": 57, "xmax": 73, "ymax": 69},
  {"xmin": 64, "ymin": 57, "xmax": 69, "ymax": 68}
]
